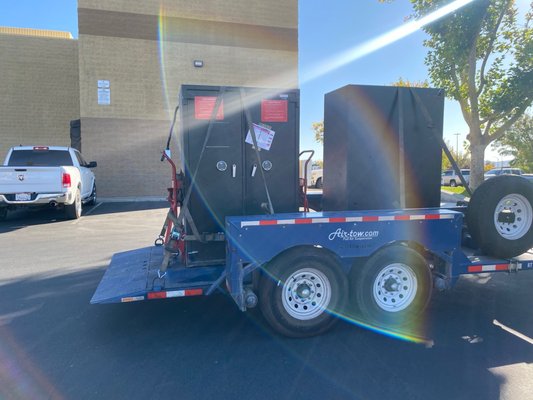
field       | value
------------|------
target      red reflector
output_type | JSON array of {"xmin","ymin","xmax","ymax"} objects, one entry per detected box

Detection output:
[
  {"xmin": 33, "ymin": 146, "xmax": 49, "ymax": 151},
  {"xmin": 468, "ymin": 265, "xmax": 483, "ymax": 273},
  {"xmin": 185, "ymin": 289, "xmax": 203, "ymax": 296},
  {"xmin": 395, "ymin": 215, "xmax": 411, "ymax": 221},
  {"xmin": 495, "ymin": 264, "xmax": 509, "ymax": 271},
  {"xmin": 362, "ymin": 216, "xmax": 379, "ymax": 222},
  {"xmin": 147, "ymin": 292, "xmax": 166, "ymax": 299},
  {"xmin": 425, "ymin": 214, "xmax": 440, "ymax": 220},
  {"xmin": 259, "ymin": 220, "xmax": 278, "ymax": 226},
  {"xmin": 62, "ymin": 173, "xmax": 71, "ymax": 188}
]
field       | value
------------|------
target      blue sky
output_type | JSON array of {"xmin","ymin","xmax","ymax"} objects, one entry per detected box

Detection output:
[{"xmin": 1, "ymin": 0, "xmax": 529, "ymax": 160}]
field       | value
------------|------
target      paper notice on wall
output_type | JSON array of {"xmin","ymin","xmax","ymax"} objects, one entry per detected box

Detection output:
[
  {"xmin": 245, "ymin": 123, "xmax": 275, "ymax": 151},
  {"xmin": 97, "ymin": 80, "xmax": 110, "ymax": 105}
]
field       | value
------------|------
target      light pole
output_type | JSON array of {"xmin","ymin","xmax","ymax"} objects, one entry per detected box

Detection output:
[{"xmin": 454, "ymin": 133, "xmax": 460, "ymax": 156}]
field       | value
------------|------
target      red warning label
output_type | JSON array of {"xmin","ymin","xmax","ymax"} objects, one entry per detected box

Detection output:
[
  {"xmin": 261, "ymin": 100, "xmax": 288, "ymax": 122},
  {"xmin": 194, "ymin": 96, "xmax": 224, "ymax": 120}
]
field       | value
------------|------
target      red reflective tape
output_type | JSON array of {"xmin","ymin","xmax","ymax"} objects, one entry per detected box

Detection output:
[
  {"xmin": 295, "ymin": 218, "xmax": 312, "ymax": 224},
  {"xmin": 394, "ymin": 215, "xmax": 411, "ymax": 221},
  {"xmin": 184, "ymin": 289, "xmax": 203, "ymax": 296},
  {"xmin": 147, "ymin": 292, "xmax": 167, "ymax": 299},
  {"xmin": 425, "ymin": 214, "xmax": 441, "ymax": 220},
  {"xmin": 259, "ymin": 220, "xmax": 278, "ymax": 226},
  {"xmin": 329, "ymin": 217, "xmax": 346, "ymax": 223},
  {"xmin": 495, "ymin": 264, "xmax": 509, "ymax": 271},
  {"xmin": 362, "ymin": 216, "xmax": 379, "ymax": 222},
  {"xmin": 468, "ymin": 265, "xmax": 483, "ymax": 273}
]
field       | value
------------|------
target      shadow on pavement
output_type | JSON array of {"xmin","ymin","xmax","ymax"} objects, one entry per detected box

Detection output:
[{"xmin": 1, "ymin": 267, "xmax": 532, "ymax": 400}]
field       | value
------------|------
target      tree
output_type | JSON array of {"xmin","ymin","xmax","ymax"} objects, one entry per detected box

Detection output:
[
  {"xmin": 442, "ymin": 140, "xmax": 471, "ymax": 170},
  {"xmin": 312, "ymin": 121, "xmax": 324, "ymax": 144},
  {"xmin": 493, "ymin": 112, "xmax": 533, "ymax": 172},
  {"xmin": 409, "ymin": 0, "xmax": 532, "ymax": 188},
  {"xmin": 391, "ymin": 77, "xmax": 430, "ymax": 87}
]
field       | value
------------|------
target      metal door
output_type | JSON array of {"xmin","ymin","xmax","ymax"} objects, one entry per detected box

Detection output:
[
  {"xmin": 180, "ymin": 86, "xmax": 244, "ymax": 263},
  {"xmin": 243, "ymin": 89, "xmax": 300, "ymax": 215}
]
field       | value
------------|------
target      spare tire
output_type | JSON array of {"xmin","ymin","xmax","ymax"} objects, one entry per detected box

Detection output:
[{"xmin": 467, "ymin": 175, "xmax": 533, "ymax": 258}]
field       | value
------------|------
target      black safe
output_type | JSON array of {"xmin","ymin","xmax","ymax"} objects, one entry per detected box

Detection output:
[
  {"xmin": 323, "ymin": 85, "xmax": 444, "ymax": 212},
  {"xmin": 178, "ymin": 85, "xmax": 300, "ymax": 265}
]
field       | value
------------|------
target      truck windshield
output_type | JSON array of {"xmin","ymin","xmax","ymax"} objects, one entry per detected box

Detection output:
[{"xmin": 7, "ymin": 150, "xmax": 73, "ymax": 166}]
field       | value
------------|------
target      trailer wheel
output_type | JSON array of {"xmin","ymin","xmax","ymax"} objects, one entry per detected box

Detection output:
[
  {"xmin": 354, "ymin": 246, "xmax": 431, "ymax": 328},
  {"xmin": 65, "ymin": 189, "xmax": 82, "ymax": 219},
  {"xmin": 467, "ymin": 175, "xmax": 533, "ymax": 258},
  {"xmin": 259, "ymin": 249, "xmax": 347, "ymax": 338},
  {"xmin": 315, "ymin": 177, "xmax": 323, "ymax": 189}
]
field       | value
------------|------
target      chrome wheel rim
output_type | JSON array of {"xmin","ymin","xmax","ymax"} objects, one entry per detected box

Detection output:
[
  {"xmin": 493, "ymin": 194, "xmax": 532, "ymax": 240},
  {"xmin": 373, "ymin": 263, "xmax": 417, "ymax": 312},
  {"xmin": 282, "ymin": 268, "xmax": 331, "ymax": 320}
]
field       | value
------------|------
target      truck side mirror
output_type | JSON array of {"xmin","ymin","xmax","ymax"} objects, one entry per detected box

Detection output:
[{"xmin": 87, "ymin": 161, "xmax": 98, "ymax": 168}]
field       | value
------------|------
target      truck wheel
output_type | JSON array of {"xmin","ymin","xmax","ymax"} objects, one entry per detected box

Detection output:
[
  {"xmin": 65, "ymin": 189, "xmax": 82, "ymax": 219},
  {"xmin": 315, "ymin": 177, "xmax": 323, "ymax": 189},
  {"xmin": 354, "ymin": 245, "xmax": 432, "ymax": 328},
  {"xmin": 450, "ymin": 179, "xmax": 457, "ymax": 187},
  {"xmin": 87, "ymin": 183, "xmax": 97, "ymax": 206},
  {"xmin": 467, "ymin": 175, "xmax": 533, "ymax": 258},
  {"xmin": 0, "ymin": 208, "xmax": 7, "ymax": 221},
  {"xmin": 259, "ymin": 248, "xmax": 347, "ymax": 338}
]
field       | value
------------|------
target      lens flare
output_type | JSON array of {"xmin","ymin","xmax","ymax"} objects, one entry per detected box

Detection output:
[{"xmin": 302, "ymin": 0, "xmax": 475, "ymax": 83}]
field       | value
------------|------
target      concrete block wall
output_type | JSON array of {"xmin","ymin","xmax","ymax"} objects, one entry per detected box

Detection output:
[
  {"xmin": 0, "ymin": 33, "xmax": 79, "ymax": 158},
  {"xmin": 78, "ymin": 0, "xmax": 298, "ymax": 197}
]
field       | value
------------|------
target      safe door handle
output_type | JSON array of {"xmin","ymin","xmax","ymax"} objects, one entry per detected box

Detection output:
[
  {"xmin": 232, "ymin": 164, "xmax": 237, "ymax": 178},
  {"xmin": 251, "ymin": 163, "xmax": 257, "ymax": 177}
]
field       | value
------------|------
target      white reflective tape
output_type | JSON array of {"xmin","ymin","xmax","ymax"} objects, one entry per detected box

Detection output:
[
  {"xmin": 345, "ymin": 217, "xmax": 363, "ymax": 222},
  {"xmin": 410, "ymin": 215, "xmax": 426, "ymax": 220},
  {"xmin": 121, "ymin": 296, "xmax": 144, "ymax": 303},
  {"xmin": 277, "ymin": 219, "xmax": 296, "ymax": 225},
  {"xmin": 166, "ymin": 290, "xmax": 186, "ymax": 298},
  {"xmin": 378, "ymin": 216, "xmax": 395, "ymax": 221},
  {"xmin": 440, "ymin": 214, "xmax": 455, "ymax": 219},
  {"xmin": 241, "ymin": 221, "xmax": 261, "ymax": 227}
]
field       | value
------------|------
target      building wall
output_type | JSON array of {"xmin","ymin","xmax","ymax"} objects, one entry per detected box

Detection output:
[
  {"xmin": 78, "ymin": 0, "xmax": 298, "ymax": 197},
  {"xmin": 0, "ymin": 31, "xmax": 79, "ymax": 158}
]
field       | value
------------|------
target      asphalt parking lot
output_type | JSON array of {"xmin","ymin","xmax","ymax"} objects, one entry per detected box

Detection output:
[{"xmin": 1, "ymin": 202, "xmax": 532, "ymax": 400}]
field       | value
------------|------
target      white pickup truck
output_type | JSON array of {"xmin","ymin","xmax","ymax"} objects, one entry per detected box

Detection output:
[{"xmin": 0, "ymin": 146, "xmax": 97, "ymax": 220}]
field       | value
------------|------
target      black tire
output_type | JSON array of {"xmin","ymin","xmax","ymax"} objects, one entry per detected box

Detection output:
[
  {"xmin": 315, "ymin": 177, "xmax": 323, "ymax": 189},
  {"xmin": 87, "ymin": 182, "xmax": 97, "ymax": 206},
  {"xmin": 450, "ymin": 179, "xmax": 457, "ymax": 187},
  {"xmin": 259, "ymin": 248, "xmax": 348, "ymax": 338},
  {"xmin": 65, "ymin": 189, "xmax": 82, "ymax": 219},
  {"xmin": 0, "ymin": 208, "xmax": 7, "ymax": 221},
  {"xmin": 354, "ymin": 245, "xmax": 432, "ymax": 328},
  {"xmin": 467, "ymin": 175, "xmax": 533, "ymax": 258}
]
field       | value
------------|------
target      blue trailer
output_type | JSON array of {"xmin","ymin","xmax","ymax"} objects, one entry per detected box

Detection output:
[
  {"xmin": 91, "ymin": 85, "xmax": 533, "ymax": 338},
  {"xmin": 92, "ymin": 198, "xmax": 533, "ymax": 338}
]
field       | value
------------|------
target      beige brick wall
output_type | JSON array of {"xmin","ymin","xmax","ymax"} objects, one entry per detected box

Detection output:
[
  {"xmin": 79, "ymin": 0, "xmax": 297, "ymax": 28},
  {"xmin": 79, "ymin": 36, "xmax": 298, "ymax": 120},
  {"xmin": 0, "ymin": 34, "xmax": 79, "ymax": 158},
  {"xmin": 78, "ymin": 0, "xmax": 298, "ymax": 197}
]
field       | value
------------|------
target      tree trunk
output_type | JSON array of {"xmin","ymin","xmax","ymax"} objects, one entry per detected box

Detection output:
[{"xmin": 470, "ymin": 143, "xmax": 487, "ymax": 190}]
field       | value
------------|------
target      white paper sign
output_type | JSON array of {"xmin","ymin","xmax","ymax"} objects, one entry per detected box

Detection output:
[
  {"xmin": 245, "ymin": 123, "xmax": 275, "ymax": 151},
  {"xmin": 97, "ymin": 80, "xmax": 111, "ymax": 105}
]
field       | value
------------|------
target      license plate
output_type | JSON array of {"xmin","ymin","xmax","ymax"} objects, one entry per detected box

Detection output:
[{"xmin": 15, "ymin": 193, "xmax": 31, "ymax": 201}]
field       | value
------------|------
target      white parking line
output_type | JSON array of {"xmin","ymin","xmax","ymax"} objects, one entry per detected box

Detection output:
[{"xmin": 84, "ymin": 202, "xmax": 103, "ymax": 216}]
